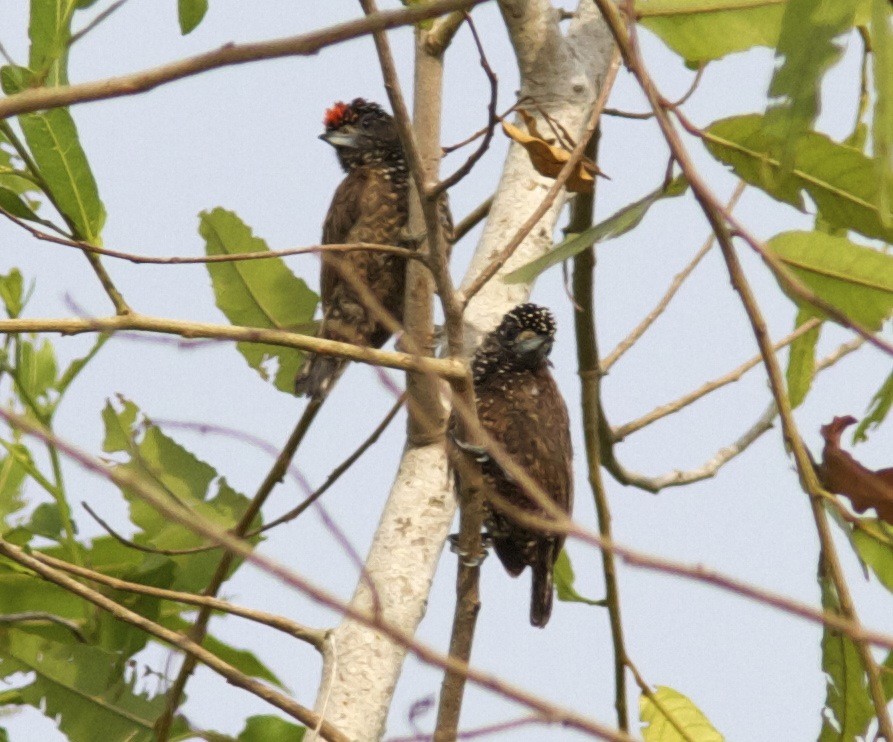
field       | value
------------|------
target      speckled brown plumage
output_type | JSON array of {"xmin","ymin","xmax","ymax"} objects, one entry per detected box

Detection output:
[
  {"xmin": 294, "ymin": 98, "xmax": 409, "ymax": 397},
  {"xmin": 456, "ymin": 303, "xmax": 573, "ymax": 627}
]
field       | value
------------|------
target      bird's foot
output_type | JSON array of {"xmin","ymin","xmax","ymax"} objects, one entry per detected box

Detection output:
[
  {"xmin": 448, "ymin": 533, "xmax": 490, "ymax": 567},
  {"xmin": 451, "ymin": 436, "xmax": 490, "ymax": 464}
]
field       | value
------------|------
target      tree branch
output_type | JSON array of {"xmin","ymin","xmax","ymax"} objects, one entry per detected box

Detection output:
[
  {"xmin": 0, "ymin": 0, "xmax": 490, "ymax": 121},
  {"xmin": 572, "ymin": 130, "xmax": 630, "ymax": 732},
  {"xmin": 0, "ymin": 313, "xmax": 466, "ymax": 379}
]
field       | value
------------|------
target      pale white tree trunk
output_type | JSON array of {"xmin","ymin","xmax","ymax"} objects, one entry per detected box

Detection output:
[{"xmin": 311, "ymin": 3, "xmax": 614, "ymax": 739}]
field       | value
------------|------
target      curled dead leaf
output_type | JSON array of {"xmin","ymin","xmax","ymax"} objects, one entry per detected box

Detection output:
[
  {"xmin": 817, "ymin": 416, "xmax": 893, "ymax": 524},
  {"xmin": 501, "ymin": 112, "xmax": 606, "ymax": 194}
]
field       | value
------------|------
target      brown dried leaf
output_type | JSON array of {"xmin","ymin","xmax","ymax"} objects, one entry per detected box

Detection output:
[
  {"xmin": 501, "ymin": 116, "xmax": 605, "ymax": 194},
  {"xmin": 817, "ymin": 416, "xmax": 893, "ymax": 524}
]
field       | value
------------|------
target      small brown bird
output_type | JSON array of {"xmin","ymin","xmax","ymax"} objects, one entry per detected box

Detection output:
[
  {"xmin": 454, "ymin": 303, "xmax": 573, "ymax": 627},
  {"xmin": 294, "ymin": 98, "xmax": 409, "ymax": 397}
]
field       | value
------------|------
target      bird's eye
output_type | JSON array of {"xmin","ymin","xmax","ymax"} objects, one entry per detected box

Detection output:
[{"xmin": 360, "ymin": 115, "xmax": 374, "ymax": 129}]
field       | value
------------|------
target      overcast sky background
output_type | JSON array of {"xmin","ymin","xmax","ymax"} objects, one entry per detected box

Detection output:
[{"xmin": 0, "ymin": 1, "xmax": 891, "ymax": 740}]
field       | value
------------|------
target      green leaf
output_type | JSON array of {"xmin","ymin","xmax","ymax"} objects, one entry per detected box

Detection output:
[
  {"xmin": 178, "ymin": 0, "xmax": 209, "ymax": 34},
  {"xmin": 102, "ymin": 396, "xmax": 261, "ymax": 592},
  {"xmin": 28, "ymin": 502, "xmax": 63, "ymax": 540},
  {"xmin": 637, "ymin": 0, "xmax": 786, "ymax": 63},
  {"xmin": 704, "ymin": 114, "xmax": 893, "ymax": 242},
  {"xmin": 763, "ymin": 0, "xmax": 859, "ymax": 171},
  {"xmin": 0, "ymin": 269, "xmax": 24, "ymax": 318},
  {"xmin": 0, "ymin": 446, "xmax": 29, "ymax": 526},
  {"xmin": 18, "ymin": 108, "xmax": 106, "ymax": 242},
  {"xmin": 853, "ymin": 370, "xmax": 893, "ymax": 442},
  {"xmin": 766, "ymin": 231, "xmax": 893, "ymax": 329},
  {"xmin": 639, "ymin": 686, "xmax": 724, "ymax": 741},
  {"xmin": 553, "ymin": 549, "xmax": 604, "ymax": 606},
  {"xmin": 851, "ymin": 521, "xmax": 893, "ymax": 593},
  {"xmin": 505, "ymin": 176, "xmax": 688, "ymax": 284},
  {"xmin": 237, "ymin": 715, "xmax": 306, "ymax": 741},
  {"xmin": 818, "ymin": 564, "xmax": 874, "ymax": 740},
  {"xmin": 16, "ymin": 337, "xmax": 58, "ymax": 404},
  {"xmin": 785, "ymin": 308, "xmax": 821, "ymax": 409},
  {"xmin": 871, "ymin": 0, "xmax": 893, "ymax": 227},
  {"xmin": 637, "ymin": 0, "xmax": 869, "ymax": 63},
  {"xmin": 0, "ymin": 629, "xmax": 188, "ymax": 742},
  {"xmin": 29, "ymin": 0, "xmax": 72, "ymax": 86},
  {"xmin": 200, "ymin": 208, "xmax": 318, "ymax": 394},
  {"xmin": 0, "ymin": 186, "xmax": 42, "ymax": 223}
]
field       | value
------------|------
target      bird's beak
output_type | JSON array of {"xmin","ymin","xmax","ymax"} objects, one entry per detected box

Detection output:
[
  {"xmin": 320, "ymin": 126, "xmax": 360, "ymax": 148},
  {"xmin": 515, "ymin": 334, "xmax": 549, "ymax": 355}
]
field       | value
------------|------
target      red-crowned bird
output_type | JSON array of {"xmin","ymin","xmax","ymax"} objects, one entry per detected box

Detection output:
[{"xmin": 294, "ymin": 98, "xmax": 409, "ymax": 397}]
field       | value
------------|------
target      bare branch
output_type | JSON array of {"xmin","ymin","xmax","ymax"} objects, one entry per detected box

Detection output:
[
  {"xmin": 613, "ymin": 317, "xmax": 822, "ymax": 441},
  {"xmin": 0, "ymin": 207, "xmax": 421, "ymax": 264},
  {"xmin": 82, "ymin": 501, "xmax": 214, "ymax": 556},
  {"xmin": 451, "ymin": 196, "xmax": 493, "ymax": 244},
  {"xmin": 0, "ymin": 0, "xmax": 490, "ymax": 121},
  {"xmin": 0, "ymin": 313, "xmax": 467, "ymax": 379},
  {"xmin": 429, "ymin": 14, "xmax": 499, "ymax": 196},
  {"xmin": 255, "ymin": 393, "xmax": 406, "ymax": 535}
]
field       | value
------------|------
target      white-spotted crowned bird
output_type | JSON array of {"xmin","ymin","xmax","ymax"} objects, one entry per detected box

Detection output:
[
  {"xmin": 453, "ymin": 303, "xmax": 573, "ymax": 627},
  {"xmin": 294, "ymin": 98, "xmax": 409, "ymax": 398}
]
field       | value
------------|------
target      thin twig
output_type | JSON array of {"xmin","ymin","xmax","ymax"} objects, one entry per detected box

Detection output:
[
  {"xmin": 612, "ymin": 317, "xmax": 822, "ymax": 441},
  {"xmin": 441, "ymin": 102, "xmax": 520, "ymax": 154},
  {"xmin": 69, "ymin": 0, "xmax": 130, "ymax": 47},
  {"xmin": 601, "ymin": 180, "xmax": 746, "ymax": 371},
  {"xmin": 254, "ymin": 393, "xmax": 406, "ymax": 534},
  {"xmin": 626, "ymin": 659, "xmax": 694, "ymax": 742},
  {"xmin": 0, "ymin": 207, "xmax": 420, "ymax": 264},
  {"xmin": 451, "ymin": 196, "xmax": 493, "ymax": 244},
  {"xmin": 31, "ymin": 552, "xmax": 327, "ymax": 650},
  {"xmin": 0, "ymin": 611, "xmax": 86, "ymax": 643},
  {"xmin": 429, "ymin": 14, "xmax": 498, "ymax": 197},
  {"xmin": 82, "ymin": 501, "xmax": 214, "ymax": 555}
]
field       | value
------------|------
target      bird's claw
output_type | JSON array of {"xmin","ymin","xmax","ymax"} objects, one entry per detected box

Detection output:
[
  {"xmin": 452, "ymin": 436, "xmax": 490, "ymax": 464},
  {"xmin": 448, "ymin": 533, "xmax": 489, "ymax": 567}
]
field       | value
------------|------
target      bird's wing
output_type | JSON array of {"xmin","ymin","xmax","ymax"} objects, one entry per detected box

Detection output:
[{"xmin": 321, "ymin": 170, "xmax": 368, "ymax": 301}]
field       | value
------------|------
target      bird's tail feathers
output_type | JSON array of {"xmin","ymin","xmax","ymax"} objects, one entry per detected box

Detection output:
[
  {"xmin": 294, "ymin": 353, "xmax": 346, "ymax": 398},
  {"xmin": 530, "ymin": 541, "xmax": 556, "ymax": 628}
]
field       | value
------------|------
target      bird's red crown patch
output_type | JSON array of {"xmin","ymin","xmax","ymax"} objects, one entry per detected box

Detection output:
[{"xmin": 323, "ymin": 101, "xmax": 352, "ymax": 130}]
